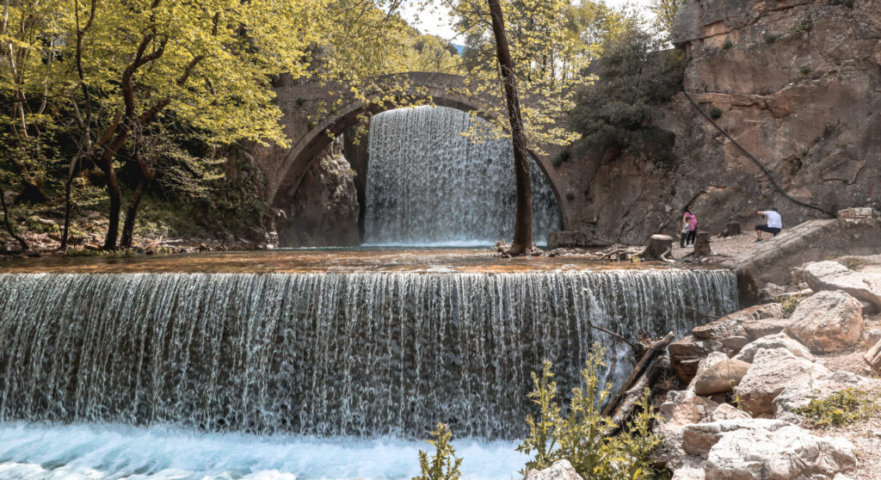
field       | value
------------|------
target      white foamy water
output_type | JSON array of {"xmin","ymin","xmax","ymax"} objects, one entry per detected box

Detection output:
[{"xmin": 0, "ymin": 423, "xmax": 527, "ymax": 480}]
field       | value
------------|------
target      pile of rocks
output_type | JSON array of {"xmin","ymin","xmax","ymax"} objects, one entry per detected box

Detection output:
[
  {"xmin": 658, "ymin": 257, "xmax": 881, "ymax": 479},
  {"xmin": 526, "ymin": 255, "xmax": 881, "ymax": 480}
]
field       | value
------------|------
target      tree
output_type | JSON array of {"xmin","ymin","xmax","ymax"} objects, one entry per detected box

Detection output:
[
  {"xmin": 487, "ymin": 0, "xmax": 534, "ymax": 254},
  {"xmin": 569, "ymin": 25, "xmax": 684, "ymax": 168},
  {"xmin": 58, "ymin": 0, "xmax": 325, "ymax": 249},
  {"xmin": 650, "ymin": 0, "xmax": 685, "ymax": 39}
]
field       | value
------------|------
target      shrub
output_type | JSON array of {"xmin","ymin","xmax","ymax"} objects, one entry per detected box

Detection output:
[
  {"xmin": 800, "ymin": 66, "xmax": 812, "ymax": 76},
  {"xmin": 781, "ymin": 294, "xmax": 802, "ymax": 316},
  {"xmin": 722, "ymin": 39, "xmax": 734, "ymax": 50},
  {"xmin": 765, "ymin": 33, "xmax": 779, "ymax": 43},
  {"xmin": 839, "ymin": 257, "xmax": 868, "ymax": 271},
  {"xmin": 709, "ymin": 107, "xmax": 723, "ymax": 120},
  {"xmin": 569, "ymin": 26, "xmax": 684, "ymax": 169},
  {"xmin": 296, "ymin": 97, "xmax": 306, "ymax": 106},
  {"xmin": 794, "ymin": 388, "xmax": 875, "ymax": 427},
  {"xmin": 413, "ymin": 423, "xmax": 462, "ymax": 480},
  {"xmin": 517, "ymin": 346, "xmax": 664, "ymax": 480},
  {"xmin": 791, "ymin": 21, "xmax": 813, "ymax": 34}
]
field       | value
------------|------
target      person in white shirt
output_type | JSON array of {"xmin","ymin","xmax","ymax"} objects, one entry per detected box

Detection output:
[{"xmin": 755, "ymin": 208, "xmax": 783, "ymax": 242}]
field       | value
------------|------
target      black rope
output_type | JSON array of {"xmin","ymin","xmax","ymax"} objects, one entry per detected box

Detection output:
[{"xmin": 681, "ymin": 88, "xmax": 836, "ymax": 218}]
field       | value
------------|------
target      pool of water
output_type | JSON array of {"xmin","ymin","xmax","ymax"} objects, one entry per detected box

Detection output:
[
  {"xmin": 0, "ymin": 423, "xmax": 526, "ymax": 480},
  {"xmin": 0, "ymin": 247, "xmax": 708, "ymax": 274}
]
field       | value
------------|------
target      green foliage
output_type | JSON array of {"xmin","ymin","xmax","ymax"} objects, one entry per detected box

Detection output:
[
  {"xmin": 794, "ymin": 388, "xmax": 876, "ymax": 427},
  {"xmin": 517, "ymin": 346, "xmax": 664, "ymax": 480},
  {"xmin": 722, "ymin": 39, "xmax": 734, "ymax": 50},
  {"xmin": 781, "ymin": 294, "xmax": 803, "ymax": 316},
  {"xmin": 709, "ymin": 107, "xmax": 723, "ymax": 120},
  {"xmin": 650, "ymin": 0, "xmax": 686, "ymax": 39},
  {"xmin": 552, "ymin": 149, "xmax": 571, "ymax": 167},
  {"xmin": 570, "ymin": 25, "xmax": 684, "ymax": 169},
  {"xmin": 839, "ymin": 257, "xmax": 869, "ymax": 271},
  {"xmin": 764, "ymin": 33, "xmax": 779, "ymax": 44},
  {"xmin": 791, "ymin": 21, "xmax": 813, "ymax": 34},
  {"xmin": 413, "ymin": 423, "xmax": 463, "ymax": 480},
  {"xmin": 800, "ymin": 66, "xmax": 812, "ymax": 76}
]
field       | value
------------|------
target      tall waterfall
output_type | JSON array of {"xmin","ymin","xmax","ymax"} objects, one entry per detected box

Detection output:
[
  {"xmin": 0, "ymin": 271, "xmax": 736, "ymax": 439},
  {"xmin": 363, "ymin": 106, "xmax": 562, "ymax": 245}
]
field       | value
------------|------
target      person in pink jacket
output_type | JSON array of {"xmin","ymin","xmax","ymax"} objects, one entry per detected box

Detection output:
[{"xmin": 681, "ymin": 207, "xmax": 697, "ymax": 248}]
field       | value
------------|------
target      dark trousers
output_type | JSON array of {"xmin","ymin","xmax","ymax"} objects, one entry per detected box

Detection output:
[
  {"xmin": 756, "ymin": 225, "xmax": 782, "ymax": 236},
  {"xmin": 680, "ymin": 231, "xmax": 696, "ymax": 247}
]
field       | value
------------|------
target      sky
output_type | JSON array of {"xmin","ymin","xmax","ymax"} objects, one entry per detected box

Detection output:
[{"xmin": 401, "ymin": 0, "xmax": 656, "ymax": 41}]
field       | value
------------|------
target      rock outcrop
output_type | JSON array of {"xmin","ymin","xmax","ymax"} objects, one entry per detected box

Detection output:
[
  {"xmin": 796, "ymin": 259, "xmax": 881, "ymax": 310},
  {"xmin": 736, "ymin": 347, "xmax": 829, "ymax": 416},
  {"xmin": 784, "ymin": 290, "xmax": 864, "ymax": 353},
  {"xmin": 556, "ymin": 0, "xmax": 881, "ymax": 245},
  {"xmin": 276, "ymin": 137, "xmax": 361, "ymax": 247}
]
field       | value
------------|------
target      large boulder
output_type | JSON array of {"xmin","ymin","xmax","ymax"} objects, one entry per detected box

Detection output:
[
  {"xmin": 705, "ymin": 424, "xmax": 857, "ymax": 480},
  {"xmin": 681, "ymin": 419, "xmax": 787, "ymax": 458},
  {"xmin": 693, "ymin": 359, "xmax": 751, "ymax": 396},
  {"xmin": 736, "ymin": 348, "xmax": 830, "ymax": 416},
  {"xmin": 670, "ymin": 336, "xmax": 723, "ymax": 383},
  {"xmin": 774, "ymin": 370, "xmax": 881, "ymax": 415},
  {"xmin": 785, "ymin": 291, "xmax": 863, "ymax": 353},
  {"xmin": 795, "ymin": 260, "xmax": 881, "ymax": 310},
  {"xmin": 743, "ymin": 317, "xmax": 791, "ymax": 341},
  {"xmin": 692, "ymin": 304, "xmax": 783, "ymax": 341},
  {"xmin": 732, "ymin": 333, "xmax": 814, "ymax": 364},
  {"xmin": 524, "ymin": 460, "xmax": 583, "ymax": 480}
]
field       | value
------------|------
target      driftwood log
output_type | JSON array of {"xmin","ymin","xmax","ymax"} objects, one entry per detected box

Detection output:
[
  {"xmin": 602, "ymin": 331, "xmax": 675, "ymax": 418},
  {"xmin": 694, "ymin": 232, "xmax": 712, "ymax": 258},
  {"xmin": 643, "ymin": 235, "xmax": 673, "ymax": 260}
]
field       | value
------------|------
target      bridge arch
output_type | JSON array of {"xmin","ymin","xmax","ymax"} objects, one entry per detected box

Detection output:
[{"xmin": 266, "ymin": 72, "xmax": 572, "ymax": 231}]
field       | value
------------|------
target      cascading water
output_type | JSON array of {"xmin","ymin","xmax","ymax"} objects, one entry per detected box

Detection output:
[
  {"xmin": 0, "ymin": 270, "xmax": 736, "ymax": 443},
  {"xmin": 363, "ymin": 106, "xmax": 562, "ymax": 245}
]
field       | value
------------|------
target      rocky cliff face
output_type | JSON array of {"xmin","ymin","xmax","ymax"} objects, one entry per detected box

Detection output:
[
  {"xmin": 565, "ymin": 0, "xmax": 880, "ymax": 244},
  {"xmin": 276, "ymin": 137, "xmax": 361, "ymax": 247}
]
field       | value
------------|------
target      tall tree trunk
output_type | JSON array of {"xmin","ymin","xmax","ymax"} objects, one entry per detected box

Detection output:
[
  {"xmin": 103, "ymin": 159, "xmax": 122, "ymax": 250},
  {"xmin": 0, "ymin": 185, "xmax": 28, "ymax": 251},
  {"xmin": 487, "ymin": 0, "xmax": 533, "ymax": 255},
  {"xmin": 120, "ymin": 178, "xmax": 148, "ymax": 249}
]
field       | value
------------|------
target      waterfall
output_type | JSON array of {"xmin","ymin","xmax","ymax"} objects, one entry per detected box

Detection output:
[
  {"xmin": 363, "ymin": 106, "xmax": 562, "ymax": 245},
  {"xmin": 0, "ymin": 270, "xmax": 737, "ymax": 440}
]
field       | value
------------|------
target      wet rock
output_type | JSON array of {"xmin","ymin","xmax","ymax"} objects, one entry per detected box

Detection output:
[
  {"xmin": 670, "ymin": 336, "xmax": 724, "ymax": 383},
  {"xmin": 693, "ymin": 359, "xmax": 751, "ymax": 396},
  {"xmin": 705, "ymin": 424, "xmax": 857, "ymax": 480},
  {"xmin": 524, "ymin": 460, "xmax": 583, "ymax": 480},
  {"xmin": 732, "ymin": 333, "xmax": 815, "ymax": 364},
  {"xmin": 785, "ymin": 291, "xmax": 863, "ymax": 353},
  {"xmin": 795, "ymin": 260, "xmax": 881, "ymax": 310},
  {"xmin": 736, "ymin": 348, "xmax": 830, "ymax": 416}
]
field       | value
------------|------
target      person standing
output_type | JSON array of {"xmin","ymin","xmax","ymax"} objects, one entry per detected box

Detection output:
[
  {"xmin": 681, "ymin": 208, "xmax": 697, "ymax": 248},
  {"xmin": 755, "ymin": 208, "xmax": 783, "ymax": 242}
]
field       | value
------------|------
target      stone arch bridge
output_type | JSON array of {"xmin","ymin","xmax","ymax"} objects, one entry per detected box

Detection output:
[{"xmin": 252, "ymin": 72, "xmax": 578, "ymax": 232}]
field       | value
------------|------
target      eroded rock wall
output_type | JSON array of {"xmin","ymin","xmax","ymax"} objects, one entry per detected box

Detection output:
[
  {"xmin": 276, "ymin": 137, "xmax": 361, "ymax": 247},
  {"xmin": 560, "ymin": 0, "xmax": 881, "ymax": 245}
]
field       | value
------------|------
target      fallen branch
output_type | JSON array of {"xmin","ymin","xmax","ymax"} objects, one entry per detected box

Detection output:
[
  {"xmin": 602, "ymin": 331, "xmax": 674, "ymax": 418},
  {"xmin": 586, "ymin": 321, "xmax": 639, "ymax": 349},
  {"xmin": 604, "ymin": 359, "xmax": 665, "ymax": 437}
]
